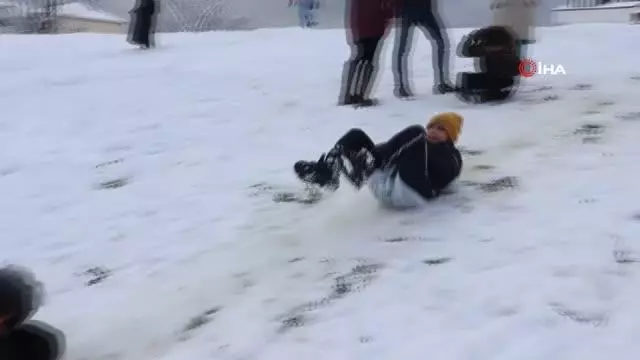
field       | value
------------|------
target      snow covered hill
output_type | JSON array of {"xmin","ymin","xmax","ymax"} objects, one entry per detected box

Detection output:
[{"xmin": 2, "ymin": 24, "xmax": 640, "ymax": 360}]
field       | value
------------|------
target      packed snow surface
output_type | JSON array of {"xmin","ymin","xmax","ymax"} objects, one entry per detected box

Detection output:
[{"xmin": 1, "ymin": 24, "xmax": 640, "ymax": 360}]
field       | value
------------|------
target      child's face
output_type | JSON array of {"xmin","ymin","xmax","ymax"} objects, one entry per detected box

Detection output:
[{"xmin": 426, "ymin": 123, "xmax": 449, "ymax": 143}]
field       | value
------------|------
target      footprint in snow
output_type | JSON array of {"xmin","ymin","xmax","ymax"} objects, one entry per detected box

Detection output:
[
  {"xmin": 383, "ymin": 236, "xmax": 438, "ymax": 243},
  {"xmin": 570, "ymin": 83, "xmax": 593, "ymax": 90},
  {"xmin": 0, "ymin": 166, "xmax": 19, "ymax": 177},
  {"xmin": 81, "ymin": 266, "xmax": 112, "ymax": 286},
  {"xmin": 549, "ymin": 303, "xmax": 608, "ymax": 327},
  {"xmin": 616, "ymin": 112, "xmax": 640, "ymax": 121},
  {"xmin": 583, "ymin": 100, "xmax": 615, "ymax": 115},
  {"xmin": 472, "ymin": 164, "xmax": 495, "ymax": 171},
  {"xmin": 574, "ymin": 123, "xmax": 606, "ymax": 144},
  {"xmin": 276, "ymin": 261, "xmax": 382, "ymax": 333},
  {"xmin": 613, "ymin": 250, "xmax": 640, "ymax": 264},
  {"xmin": 524, "ymin": 85, "xmax": 554, "ymax": 93},
  {"xmin": 94, "ymin": 158, "xmax": 132, "ymax": 190},
  {"xmin": 458, "ymin": 147, "xmax": 484, "ymax": 156},
  {"xmin": 476, "ymin": 176, "xmax": 519, "ymax": 193},
  {"xmin": 520, "ymin": 94, "xmax": 560, "ymax": 104},
  {"xmin": 574, "ymin": 123, "xmax": 605, "ymax": 135},
  {"xmin": 422, "ymin": 257, "xmax": 452, "ymax": 265}
]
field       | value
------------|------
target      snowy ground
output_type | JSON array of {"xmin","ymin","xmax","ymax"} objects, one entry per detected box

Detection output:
[{"xmin": 2, "ymin": 24, "xmax": 640, "ymax": 360}]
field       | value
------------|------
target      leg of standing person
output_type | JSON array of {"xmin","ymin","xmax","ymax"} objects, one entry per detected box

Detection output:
[
  {"xmin": 339, "ymin": 36, "xmax": 383, "ymax": 106},
  {"xmin": 140, "ymin": 14, "xmax": 152, "ymax": 48},
  {"xmin": 392, "ymin": 14, "xmax": 416, "ymax": 98},
  {"xmin": 298, "ymin": 2, "xmax": 307, "ymax": 27},
  {"xmin": 353, "ymin": 36, "xmax": 383, "ymax": 106},
  {"xmin": 416, "ymin": 9, "xmax": 455, "ymax": 93}
]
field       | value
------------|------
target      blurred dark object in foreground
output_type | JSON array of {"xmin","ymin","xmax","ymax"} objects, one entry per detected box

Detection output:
[
  {"xmin": 128, "ymin": 0, "xmax": 159, "ymax": 49},
  {"xmin": 0, "ymin": 266, "xmax": 65, "ymax": 360},
  {"xmin": 455, "ymin": 26, "xmax": 521, "ymax": 104}
]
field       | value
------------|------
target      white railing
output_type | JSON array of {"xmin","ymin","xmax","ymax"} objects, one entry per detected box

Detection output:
[{"xmin": 565, "ymin": 0, "xmax": 627, "ymax": 8}]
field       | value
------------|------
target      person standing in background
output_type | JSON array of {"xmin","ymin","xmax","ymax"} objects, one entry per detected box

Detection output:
[
  {"xmin": 128, "ymin": 0, "xmax": 159, "ymax": 49},
  {"xmin": 490, "ymin": 0, "xmax": 537, "ymax": 59},
  {"xmin": 392, "ymin": 0, "xmax": 454, "ymax": 98},
  {"xmin": 338, "ymin": 0, "xmax": 394, "ymax": 107},
  {"xmin": 289, "ymin": 0, "xmax": 319, "ymax": 28}
]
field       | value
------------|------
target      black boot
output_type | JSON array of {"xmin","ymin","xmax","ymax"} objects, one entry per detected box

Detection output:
[
  {"xmin": 353, "ymin": 61, "xmax": 379, "ymax": 108},
  {"xmin": 394, "ymin": 84, "xmax": 414, "ymax": 99},
  {"xmin": 294, "ymin": 146, "xmax": 344, "ymax": 190},
  {"xmin": 433, "ymin": 82, "xmax": 456, "ymax": 94},
  {"xmin": 338, "ymin": 61, "xmax": 361, "ymax": 106}
]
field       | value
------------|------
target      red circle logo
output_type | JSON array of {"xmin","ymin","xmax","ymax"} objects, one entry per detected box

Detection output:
[{"xmin": 519, "ymin": 58, "xmax": 536, "ymax": 77}]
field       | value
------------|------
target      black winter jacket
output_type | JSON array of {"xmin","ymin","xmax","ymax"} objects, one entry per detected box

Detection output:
[{"xmin": 373, "ymin": 125, "xmax": 462, "ymax": 200}]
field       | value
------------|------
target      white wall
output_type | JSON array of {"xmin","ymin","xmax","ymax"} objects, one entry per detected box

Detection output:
[
  {"xmin": 552, "ymin": 7, "xmax": 639, "ymax": 23},
  {"xmin": 58, "ymin": 17, "xmax": 127, "ymax": 33}
]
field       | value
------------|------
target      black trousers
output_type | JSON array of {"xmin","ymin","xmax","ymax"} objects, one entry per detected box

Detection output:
[
  {"xmin": 339, "ymin": 36, "xmax": 384, "ymax": 102},
  {"xmin": 335, "ymin": 128, "xmax": 381, "ymax": 168},
  {"xmin": 335, "ymin": 126, "xmax": 426, "ymax": 171},
  {"xmin": 393, "ymin": 9, "xmax": 449, "ymax": 86},
  {"xmin": 129, "ymin": 13, "xmax": 154, "ymax": 47},
  {"xmin": 334, "ymin": 126, "xmax": 431, "ymax": 197},
  {"xmin": 351, "ymin": 37, "xmax": 383, "ymax": 63},
  {"xmin": 0, "ymin": 321, "xmax": 65, "ymax": 360}
]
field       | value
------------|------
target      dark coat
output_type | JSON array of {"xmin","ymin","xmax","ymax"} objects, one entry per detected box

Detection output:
[
  {"xmin": 128, "ymin": 0, "xmax": 158, "ymax": 46},
  {"xmin": 347, "ymin": 0, "xmax": 395, "ymax": 42}
]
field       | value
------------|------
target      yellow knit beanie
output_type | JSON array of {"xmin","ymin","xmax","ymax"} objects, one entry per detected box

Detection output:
[{"xmin": 427, "ymin": 112, "xmax": 463, "ymax": 143}]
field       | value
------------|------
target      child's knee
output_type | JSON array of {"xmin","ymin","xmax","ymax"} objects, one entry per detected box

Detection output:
[{"xmin": 345, "ymin": 128, "xmax": 367, "ymax": 138}]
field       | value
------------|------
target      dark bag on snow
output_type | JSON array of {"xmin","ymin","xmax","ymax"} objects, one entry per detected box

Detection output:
[{"xmin": 455, "ymin": 25, "xmax": 521, "ymax": 103}]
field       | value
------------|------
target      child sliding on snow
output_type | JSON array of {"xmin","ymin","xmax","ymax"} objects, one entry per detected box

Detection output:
[{"xmin": 294, "ymin": 112, "xmax": 463, "ymax": 208}]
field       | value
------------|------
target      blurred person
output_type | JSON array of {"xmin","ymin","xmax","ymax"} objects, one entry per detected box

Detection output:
[
  {"xmin": 392, "ymin": 0, "xmax": 454, "ymax": 98},
  {"xmin": 128, "ymin": 0, "xmax": 158, "ymax": 49},
  {"xmin": 338, "ymin": 0, "xmax": 395, "ymax": 107},
  {"xmin": 290, "ymin": 0, "xmax": 319, "ymax": 27}
]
